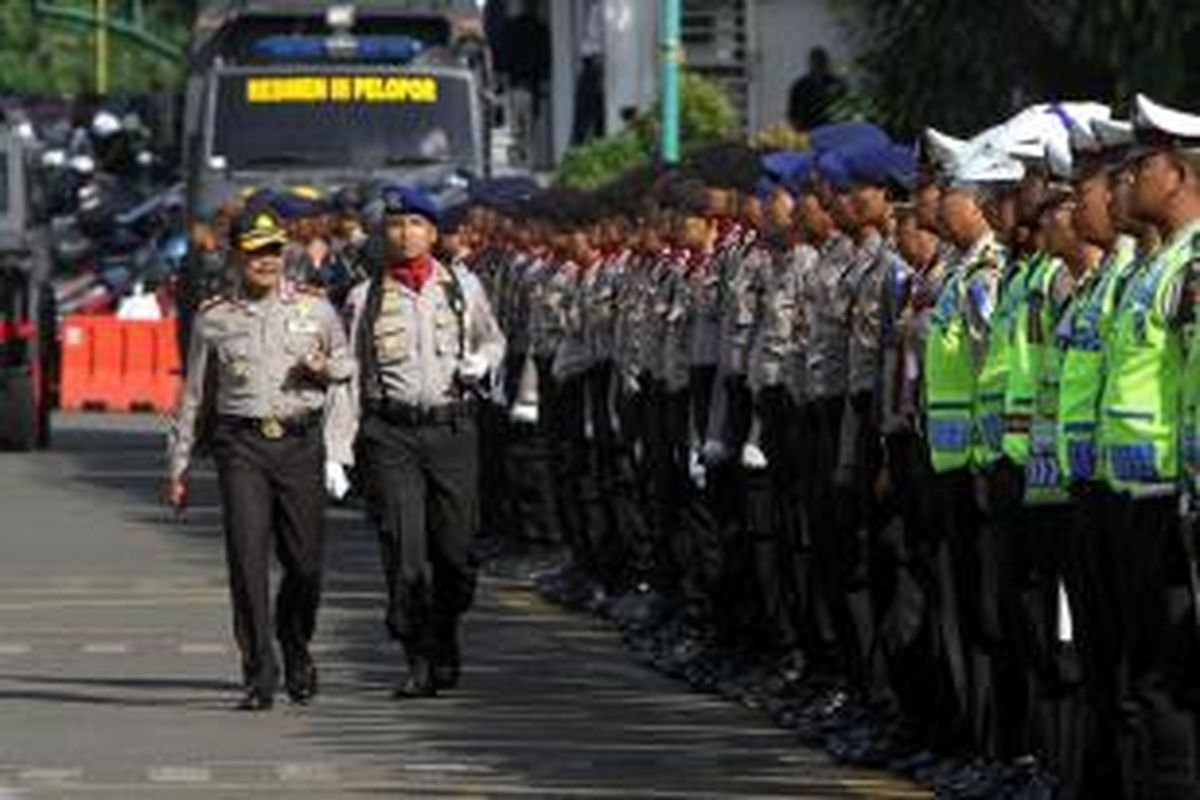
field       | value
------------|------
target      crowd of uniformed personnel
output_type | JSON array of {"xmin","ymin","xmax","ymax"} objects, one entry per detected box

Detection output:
[
  {"xmin": 168, "ymin": 93, "xmax": 1200, "ymax": 799},
  {"xmin": 452, "ymin": 96, "xmax": 1200, "ymax": 800}
]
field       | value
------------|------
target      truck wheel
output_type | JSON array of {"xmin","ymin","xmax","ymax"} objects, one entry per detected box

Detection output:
[
  {"xmin": 0, "ymin": 372, "xmax": 38, "ymax": 453},
  {"xmin": 35, "ymin": 369, "xmax": 51, "ymax": 450}
]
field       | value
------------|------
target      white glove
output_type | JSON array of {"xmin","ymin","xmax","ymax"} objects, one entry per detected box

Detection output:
[
  {"xmin": 510, "ymin": 401, "xmax": 539, "ymax": 425},
  {"xmin": 701, "ymin": 439, "xmax": 728, "ymax": 465},
  {"xmin": 741, "ymin": 443, "xmax": 768, "ymax": 471},
  {"xmin": 688, "ymin": 448, "xmax": 708, "ymax": 489},
  {"xmin": 459, "ymin": 353, "xmax": 490, "ymax": 383},
  {"xmin": 324, "ymin": 461, "xmax": 351, "ymax": 501}
]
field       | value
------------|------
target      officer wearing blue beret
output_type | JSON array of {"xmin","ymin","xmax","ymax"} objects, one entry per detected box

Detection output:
[{"xmin": 325, "ymin": 185, "xmax": 506, "ymax": 699}]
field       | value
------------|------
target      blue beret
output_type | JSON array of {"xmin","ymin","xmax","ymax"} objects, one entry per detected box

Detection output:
[
  {"xmin": 809, "ymin": 122, "xmax": 890, "ymax": 155},
  {"xmin": 379, "ymin": 184, "xmax": 440, "ymax": 227},
  {"xmin": 242, "ymin": 187, "xmax": 285, "ymax": 217},
  {"xmin": 761, "ymin": 150, "xmax": 811, "ymax": 183},
  {"xmin": 885, "ymin": 143, "xmax": 918, "ymax": 190},
  {"xmin": 470, "ymin": 176, "xmax": 541, "ymax": 207},
  {"xmin": 815, "ymin": 149, "xmax": 853, "ymax": 192},
  {"xmin": 273, "ymin": 193, "xmax": 324, "ymax": 221}
]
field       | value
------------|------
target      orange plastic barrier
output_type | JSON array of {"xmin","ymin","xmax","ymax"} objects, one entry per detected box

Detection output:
[{"xmin": 60, "ymin": 316, "xmax": 181, "ymax": 413}]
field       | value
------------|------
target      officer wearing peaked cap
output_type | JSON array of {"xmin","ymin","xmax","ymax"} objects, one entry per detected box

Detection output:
[
  {"xmin": 1095, "ymin": 94, "xmax": 1200, "ymax": 798},
  {"xmin": 168, "ymin": 206, "xmax": 354, "ymax": 712},
  {"xmin": 922, "ymin": 150, "xmax": 1011, "ymax": 750},
  {"xmin": 326, "ymin": 185, "xmax": 506, "ymax": 699}
]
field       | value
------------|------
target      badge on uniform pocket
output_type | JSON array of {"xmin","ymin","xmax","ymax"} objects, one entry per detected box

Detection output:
[
  {"xmin": 286, "ymin": 318, "xmax": 321, "ymax": 336},
  {"xmin": 227, "ymin": 359, "xmax": 250, "ymax": 385}
]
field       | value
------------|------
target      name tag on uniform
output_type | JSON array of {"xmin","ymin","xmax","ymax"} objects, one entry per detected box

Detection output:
[{"xmin": 287, "ymin": 318, "xmax": 321, "ymax": 335}]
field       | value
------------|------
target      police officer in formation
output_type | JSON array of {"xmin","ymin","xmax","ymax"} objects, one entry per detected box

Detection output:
[
  {"xmin": 167, "ymin": 93, "xmax": 1200, "ymax": 799},
  {"xmin": 461, "ymin": 95, "xmax": 1200, "ymax": 800}
]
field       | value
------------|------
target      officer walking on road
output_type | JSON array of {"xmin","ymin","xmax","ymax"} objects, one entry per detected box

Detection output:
[
  {"xmin": 168, "ymin": 206, "xmax": 354, "ymax": 711},
  {"xmin": 326, "ymin": 185, "xmax": 506, "ymax": 699}
]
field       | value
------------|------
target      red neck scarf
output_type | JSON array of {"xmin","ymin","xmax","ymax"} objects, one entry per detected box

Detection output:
[{"xmin": 389, "ymin": 253, "xmax": 435, "ymax": 293}]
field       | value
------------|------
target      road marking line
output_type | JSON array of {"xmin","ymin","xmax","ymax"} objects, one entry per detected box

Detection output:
[
  {"xmin": 276, "ymin": 763, "xmax": 339, "ymax": 783},
  {"xmin": 81, "ymin": 643, "xmax": 129, "ymax": 655},
  {"xmin": 400, "ymin": 762, "xmax": 493, "ymax": 774},
  {"xmin": 178, "ymin": 643, "xmax": 226, "ymax": 656},
  {"xmin": 147, "ymin": 766, "xmax": 211, "ymax": 784},
  {"xmin": 17, "ymin": 768, "xmax": 82, "ymax": 784},
  {"xmin": 0, "ymin": 644, "xmax": 31, "ymax": 655}
]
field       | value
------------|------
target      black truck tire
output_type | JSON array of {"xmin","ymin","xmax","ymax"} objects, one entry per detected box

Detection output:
[{"xmin": 0, "ymin": 371, "xmax": 38, "ymax": 452}]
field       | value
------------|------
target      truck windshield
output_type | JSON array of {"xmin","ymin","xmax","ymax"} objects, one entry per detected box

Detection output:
[{"xmin": 209, "ymin": 69, "xmax": 477, "ymax": 171}]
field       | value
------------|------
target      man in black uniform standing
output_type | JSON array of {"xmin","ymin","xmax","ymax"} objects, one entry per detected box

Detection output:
[{"xmin": 326, "ymin": 186, "xmax": 506, "ymax": 699}]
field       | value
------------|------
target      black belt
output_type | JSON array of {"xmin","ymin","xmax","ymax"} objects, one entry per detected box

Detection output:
[
  {"xmin": 367, "ymin": 399, "xmax": 475, "ymax": 427},
  {"xmin": 218, "ymin": 413, "xmax": 321, "ymax": 440}
]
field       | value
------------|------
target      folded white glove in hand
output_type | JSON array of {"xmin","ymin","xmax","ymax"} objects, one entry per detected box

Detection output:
[
  {"xmin": 459, "ymin": 353, "xmax": 490, "ymax": 382},
  {"xmin": 688, "ymin": 448, "xmax": 707, "ymax": 489},
  {"xmin": 741, "ymin": 443, "xmax": 768, "ymax": 470},
  {"xmin": 325, "ymin": 461, "xmax": 351, "ymax": 501},
  {"xmin": 510, "ymin": 401, "xmax": 539, "ymax": 425}
]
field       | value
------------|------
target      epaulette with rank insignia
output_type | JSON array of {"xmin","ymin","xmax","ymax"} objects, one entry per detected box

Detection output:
[{"xmin": 198, "ymin": 295, "xmax": 230, "ymax": 313}]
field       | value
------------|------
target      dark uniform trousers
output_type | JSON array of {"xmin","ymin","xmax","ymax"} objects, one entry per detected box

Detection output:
[
  {"xmin": 1104, "ymin": 493, "xmax": 1196, "ymax": 800},
  {"xmin": 213, "ymin": 421, "xmax": 326, "ymax": 693},
  {"xmin": 884, "ymin": 431, "xmax": 952, "ymax": 749},
  {"xmin": 750, "ymin": 385, "xmax": 803, "ymax": 657},
  {"xmin": 359, "ymin": 410, "xmax": 479, "ymax": 663},
  {"xmin": 930, "ymin": 467, "xmax": 987, "ymax": 752},
  {"xmin": 809, "ymin": 395, "xmax": 856, "ymax": 678}
]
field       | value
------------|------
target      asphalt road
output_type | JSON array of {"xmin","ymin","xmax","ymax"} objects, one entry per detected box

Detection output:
[{"xmin": 0, "ymin": 413, "xmax": 927, "ymax": 799}]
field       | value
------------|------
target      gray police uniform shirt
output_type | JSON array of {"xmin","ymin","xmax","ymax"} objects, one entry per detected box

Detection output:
[
  {"xmin": 588, "ymin": 250, "xmax": 628, "ymax": 365},
  {"xmin": 880, "ymin": 254, "xmax": 947, "ymax": 436},
  {"xmin": 662, "ymin": 254, "xmax": 694, "ymax": 394},
  {"xmin": 645, "ymin": 253, "xmax": 676, "ymax": 381},
  {"xmin": 168, "ymin": 285, "xmax": 354, "ymax": 480},
  {"xmin": 785, "ymin": 244, "xmax": 818, "ymax": 404},
  {"xmin": 503, "ymin": 252, "xmax": 535, "ymax": 357},
  {"xmin": 689, "ymin": 249, "xmax": 722, "ymax": 368},
  {"xmin": 958, "ymin": 232, "xmax": 1005, "ymax": 370},
  {"xmin": 749, "ymin": 242, "xmax": 811, "ymax": 397},
  {"xmin": 613, "ymin": 254, "xmax": 653, "ymax": 382},
  {"xmin": 325, "ymin": 260, "xmax": 506, "ymax": 466},
  {"xmin": 805, "ymin": 232, "xmax": 858, "ymax": 400},
  {"xmin": 721, "ymin": 238, "xmax": 768, "ymax": 378},
  {"xmin": 529, "ymin": 259, "xmax": 569, "ymax": 360},
  {"xmin": 552, "ymin": 261, "xmax": 594, "ymax": 381},
  {"xmin": 846, "ymin": 228, "xmax": 899, "ymax": 397}
]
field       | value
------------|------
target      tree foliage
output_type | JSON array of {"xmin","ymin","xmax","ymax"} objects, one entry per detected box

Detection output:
[
  {"xmin": 0, "ymin": 0, "xmax": 189, "ymax": 96},
  {"xmin": 838, "ymin": 0, "xmax": 1200, "ymax": 138},
  {"xmin": 556, "ymin": 71, "xmax": 740, "ymax": 189}
]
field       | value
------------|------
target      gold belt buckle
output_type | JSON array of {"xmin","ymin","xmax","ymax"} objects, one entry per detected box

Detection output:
[{"xmin": 260, "ymin": 416, "xmax": 285, "ymax": 440}]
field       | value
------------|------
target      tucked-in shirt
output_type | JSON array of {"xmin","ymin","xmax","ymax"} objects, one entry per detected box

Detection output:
[{"xmin": 168, "ymin": 285, "xmax": 354, "ymax": 479}]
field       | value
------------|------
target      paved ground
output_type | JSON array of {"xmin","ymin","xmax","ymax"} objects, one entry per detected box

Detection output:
[{"xmin": 0, "ymin": 413, "xmax": 927, "ymax": 799}]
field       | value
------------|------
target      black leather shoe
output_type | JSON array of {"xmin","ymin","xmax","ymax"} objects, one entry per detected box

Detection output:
[
  {"xmin": 393, "ymin": 658, "xmax": 437, "ymax": 700},
  {"xmin": 285, "ymin": 657, "xmax": 318, "ymax": 705},
  {"xmin": 235, "ymin": 687, "xmax": 274, "ymax": 712},
  {"xmin": 433, "ymin": 627, "xmax": 461, "ymax": 691}
]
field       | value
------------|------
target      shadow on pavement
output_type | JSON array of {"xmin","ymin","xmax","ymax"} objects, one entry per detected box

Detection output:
[{"xmin": 35, "ymin": 415, "xmax": 894, "ymax": 798}]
